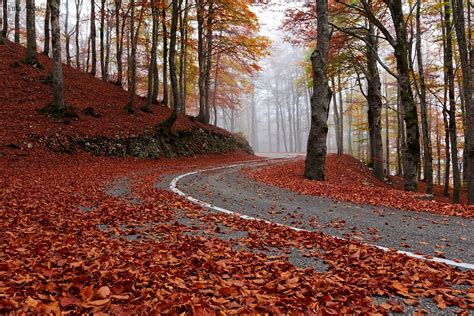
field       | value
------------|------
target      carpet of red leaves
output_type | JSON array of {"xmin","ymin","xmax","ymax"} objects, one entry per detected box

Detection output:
[
  {"xmin": 0, "ymin": 40, "xmax": 226, "ymax": 148},
  {"xmin": 1, "ymin": 149, "xmax": 474, "ymax": 314},
  {"xmin": 249, "ymin": 155, "xmax": 474, "ymax": 218}
]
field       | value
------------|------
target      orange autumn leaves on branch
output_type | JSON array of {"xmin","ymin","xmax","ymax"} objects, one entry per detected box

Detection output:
[
  {"xmin": 103, "ymin": 0, "xmax": 269, "ymax": 118},
  {"xmin": 281, "ymin": 0, "xmax": 364, "ymax": 81},
  {"xmin": 210, "ymin": 0, "xmax": 270, "ymax": 113}
]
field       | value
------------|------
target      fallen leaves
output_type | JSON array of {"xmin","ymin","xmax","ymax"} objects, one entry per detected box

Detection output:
[
  {"xmin": 248, "ymin": 155, "xmax": 474, "ymax": 218},
  {"xmin": 94, "ymin": 286, "xmax": 111, "ymax": 300},
  {"xmin": 1, "ymin": 151, "xmax": 473, "ymax": 313}
]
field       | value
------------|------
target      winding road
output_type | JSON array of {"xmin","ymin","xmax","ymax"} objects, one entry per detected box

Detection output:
[{"xmin": 168, "ymin": 157, "xmax": 474, "ymax": 270}]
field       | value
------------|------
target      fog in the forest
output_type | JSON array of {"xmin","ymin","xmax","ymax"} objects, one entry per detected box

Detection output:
[
  {"xmin": 214, "ymin": 1, "xmax": 299, "ymax": 153},
  {"xmin": 222, "ymin": 0, "xmax": 340, "ymax": 154}
]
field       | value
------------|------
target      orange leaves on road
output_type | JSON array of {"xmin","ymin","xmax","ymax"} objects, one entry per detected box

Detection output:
[{"xmin": 249, "ymin": 155, "xmax": 474, "ymax": 218}]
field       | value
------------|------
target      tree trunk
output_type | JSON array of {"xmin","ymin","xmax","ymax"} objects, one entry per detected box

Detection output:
[
  {"xmin": 196, "ymin": 0, "xmax": 213, "ymax": 124},
  {"xmin": 395, "ymin": 81, "xmax": 404, "ymax": 176},
  {"xmin": 286, "ymin": 81, "xmax": 294, "ymax": 152},
  {"xmin": 337, "ymin": 72, "xmax": 344, "ymax": 155},
  {"xmin": 152, "ymin": 57, "xmax": 159, "ymax": 102},
  {"xmin": 43, "ymin": 0, "xmax": 51, "ymax": 56},
  {"xmin": 347, "ymin": 88, "xmax": 353, "ymax": 156},
  {"xmin": 178, "ymin": 0, "xmax": 188, "ymax": 113},
  {"xmin": 436, "ymin": 110, "xmax": 441, "ymax": 185},
  {"xmin": 332, "ymin": 76, "xmax": 341, "ymax": 156},
  {"xmin": 124, "ymin": 0, "xmax": 135, "ymax": 113},
  {"xmin": 90, "ymin": 0, "xmax": 97, "ymax": 76},
  {"xmin": 267, "ymin": 90, "xmax": 272, "ymax": 152},
  {"xmin": 251, "ymin": 91, "xmax": 258, "ymax": 151},
  {"xmin": 75, "ymin": 0, "xmax": 82, "ymax": 69},
  {"xmin": 65, "ymin": 0, "xmax": 72, "ymax": 66},
  {"xmin": 158, "ymin": 0, "xmax": 182, "ymax": 133},
  {"xmin": 181, "ymin": 6, "xmax": 188, "ymax": 112},
  {"xmin": 196, "ymin": 0, "xmax": 205, "ymax": 122},
  {"xmin": 452, "ymin": 0, "xmax": 474, "ymax": 203},
  {"xmin": 295, "ymin": 84, "xmax": 302, "ymax": 152},
  {"xmin": 86, "ymin": 35, "xmax": 90, "ymax": 72},
  {"xmin": 144, "ymin": 0, "xmax": 158, "ymax": 112},
  {"xmin": 203, "ymin": 0, "xmax": 214, "ymax": 123},
  {"xmin": 0, "ymin": 0, "xmax": 4, "ymax": 45},
  {"xmin": 115, "ymin": 0, "xmax": 122, "ymax": 86},
  {"xmin": 459, "ymin": 75, "xmax": 468, "ymax": 188},
  {"xmin": 100, "ymin": 0, "xmax": 105, "ymax": 79},
  {"xmin": 212, "ymin": 51, "xmax": 221, "ymax": 126},
  {"xmin": 305, "ymin": 0, "xmax": 331, "ymax": 180},
  {"xmin": 469, "ymin": 49, "xmax": 474, "ymax": 203},
  {"xmin": 443, "ymin": 107, "xmax": 451, "ymax": 196},
  {"xmin": 388, "ymin": 1, "xmax": 421, "ymax": 191},
  {"xmin": 14, "ymin": 0, "xmax": 20, "ymax": 43},
  {"xmin": 2, "ymin": 0, "xmax": 7, "ymax": 37},
  {"xmin": 276, "ymin": 93, "xmax": 281, "ymax": 152},
  {"xmin": 444, "ymin": 1, "xmax": 461, "ymax": 203},
  {"xmin": 365, "ymin": 0, "xmax": 420, "ymax": 189},
  {"xmin": 161, "ymin": 6, "xmax": 168, "ymax": 106},
  {"xmin": 168, "ymin": 0, "xmax": 181, "ymax": 113},
  {"xmin": 50, "ymin": 0, "xmax": 65, "ymax": 111},
  {"xmin": 415, "ymin": 1, "xmax": 433, "ymax": 194},
  {"xmin": 384, "ymin": 84, "xmax": 390, "ymax": 176},
  {"xmin": 279, "ymin": 102, "xmax": 288, "ymax": 152},
  {"xmin": 366, "ymin": 21, "xmax": 384, "ymax": 180},
  {"xmin": 230, "ymin": 107, "xmax": 235, "ymax": 132},
  {"xmin": 25, "ymin": 0, "xmax": 39, "ymax": 65},
  {"xmin": 104, "ymin": 17, "xmax": 111, "ymax": 79}
]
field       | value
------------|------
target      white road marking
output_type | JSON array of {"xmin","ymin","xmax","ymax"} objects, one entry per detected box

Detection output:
[{"xmin": 169, "ymin": 160, "xmax": 474, "ymax": 270}]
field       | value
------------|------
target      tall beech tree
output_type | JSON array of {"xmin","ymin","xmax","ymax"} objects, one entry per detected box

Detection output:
[
  {"xmin": 44, "ymin": 0, "xmax": 51, "ymax": 55},
  {"xmin": 100, "ymin": 0, "xmax": 106, "ymax": 79},
  {"xmin": 143, "ymin": 0, "xmax": 159, "ymax": 113},
  {"xmin": 114, "ymin": 0, "xmax": 130, "ymax": 87},
  {"xmin": 90, "ymin": 0, "xmax": 97, "ymax": 76},
  {"xmin": 366, "ymin": 21, "xmax": 384, "ymax": 180},
  {"xmin": 160, "ymin": 0, "xmax": 182, "ymax": 130},
  {"xmin": 178, "ymin": 0, "xmax": 189, "ymax": 112},
  {"xmin": 14, "ymin": 0, "xmax": 20, "ymax": 43},
  {"xmin": 304, "ymin": 0, "xmax": 331, "ymax": 180},
  {"xmin": 283, "ymin": 1, "xmax": 387, "ymax": 179},
  {"xmin": 75, "ymin": 0, "xmax": 83, "ymax": 69},
  {"xmin": 2, "ymin": 0, "xmax": 7, "ymax": 37},
  {"xmin": 415, "ymin": 1, "xmax": 433, "ymax": 194},
  {"xmin": 161, "ymin": 5, "xmax": 168, "ymax": 106},
  {"xmin": 471, "ymin": 48, "xmax": 474, "ymax": 204},
  {"xmin": 443, "ymin": 1, "xmax": 461, "ymax": 203},
  {"xmin": 358, "ymin": 0, "xmax": 421, "ymax": 191},
  {"xmin": 0, "ymin": 0, "xmax": 3, "ymax": 45},
  {"xmin": 168, "ymin": 0, "xmax": 181, "ymax": 112},
  {"xmin": 25, "ymin": 0, "xmax": 40, "ymax": 65},
  {"xmin": 196, "ymin": 0, "xmax": 212, "ymax": 123},
  {"xmin": 452, "ymin": 0, "xmax": 474, "ymax": 204},
  {"xmin": 64, "ymin": 0, "xmax": 74, "ymax": 66},
  {"xmin": 124, "ymin": 0, "xmax": 136, "ymax": 113},
  {"xmin": 115, "ymin": 0, "xmax": 123, "ymax": 86},
  {"xmin": 332, "ymin": 76, "xmax": 342, "ymax": 156},
  {"xmin": 50, "ymin": 0, "xmax": 65, "ymax": 112}
]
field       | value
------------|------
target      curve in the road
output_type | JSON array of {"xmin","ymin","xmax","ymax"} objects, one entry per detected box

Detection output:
[{"xmin": 169, "ymin": 160, "xmax": 474, "ymax": 270}]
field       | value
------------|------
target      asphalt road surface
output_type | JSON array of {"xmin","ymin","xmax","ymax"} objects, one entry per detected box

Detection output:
[{"xmin": 171, "ymin": 159, "xmax": 474, "ymax": 267}]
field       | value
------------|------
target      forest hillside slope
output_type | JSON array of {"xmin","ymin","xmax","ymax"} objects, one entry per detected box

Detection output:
[{"xmin": 0, "ymin": 40, "xmax": 251, "ymax": 158}]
